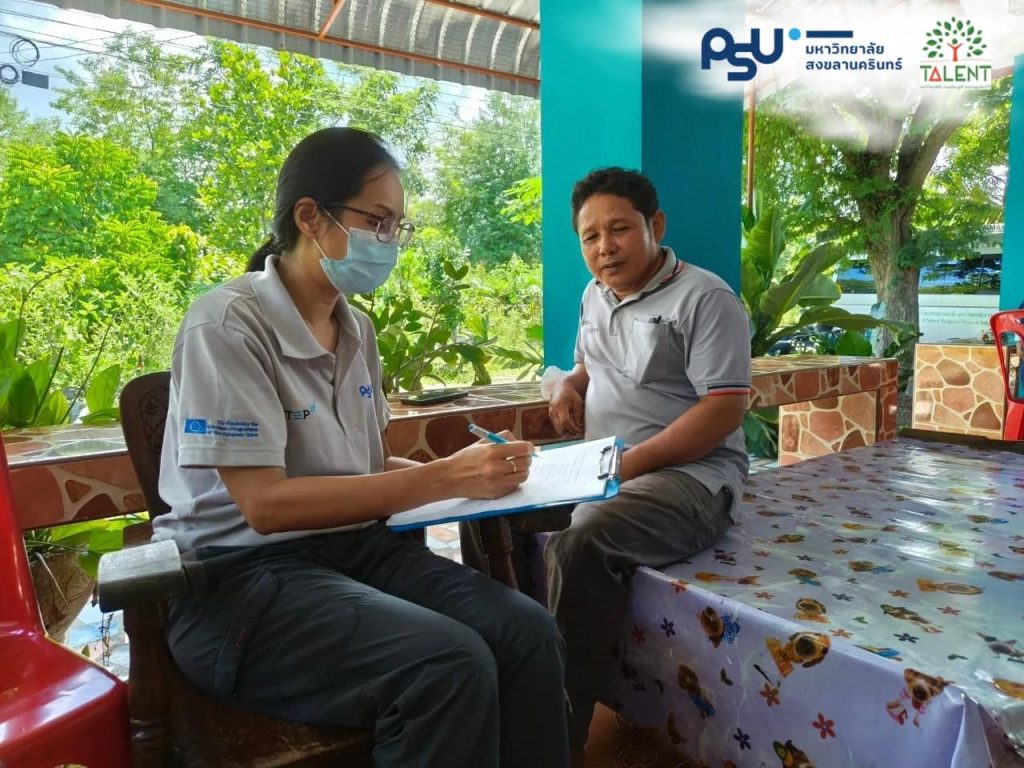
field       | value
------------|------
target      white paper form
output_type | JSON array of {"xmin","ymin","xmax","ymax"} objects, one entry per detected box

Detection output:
[{"xmin": 386, "ymin": 435, "xmax": 618, "ymax": 529}]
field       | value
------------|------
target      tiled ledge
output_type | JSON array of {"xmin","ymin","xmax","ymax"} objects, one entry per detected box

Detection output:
[
  {"xmin": 912, "ymin": 342, "xmax": 1007, "ymax": 438},
  {"xmin": 5, "ymin": 356, "xmax": 897, "ymax": 529}
]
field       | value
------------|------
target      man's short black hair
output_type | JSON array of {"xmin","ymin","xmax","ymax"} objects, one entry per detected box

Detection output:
[{"xmin": 570, "ymin": 167, "xmax": 659, "ymax": 232}]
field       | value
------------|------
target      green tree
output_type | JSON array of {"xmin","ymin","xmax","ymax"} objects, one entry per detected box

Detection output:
[
  {"xmin": 53, "ymin": 30, "xmax": 203, "ymax": 228},
  {"xmin": 0, "ymin": 133, "xmax": 198, "ymax": 379},
  {"xmin": 502, "ymin": 175, "xmax": 542, "ymax": 227},
  {"xmin": 435, "ymin": 92, "xmax": 540, "ymax": 264},
  {"xmin": 930, "ymin": 77, "xmax": 1010, "ymax": 217},
  {"xmin": 746, "ymin": 75, "xmax": 1011, "ymax": 358},
  {"xmin": 0, "ymin": 88, "xmax": 57, "ymax": 156},
  {"xmin": 0, "ymin": 133, "xmax": 187, "ymax": 272},
  {"xmin": 186, "ymin": 42, "xmax": 440, "ymax": 281},
  {"xmin": 52, "ymin": 34, "xmax": 440, "ymax": 282},
  {"xmin": 183, "ymin": 42, "xmax": 341, "ymax": 279},
  {"xmin": 8, "ymin": 29, "xmax": 537, "ymax": 387},
  {"xmin": 0, "ymin": 88, "xmax": 33, "ymax": 142},
  {"xmin": 339, "ymin": 66, "xmax": 439, "ymax": 194}
]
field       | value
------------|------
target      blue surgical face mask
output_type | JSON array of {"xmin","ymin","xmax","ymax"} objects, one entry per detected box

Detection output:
[{"xmin": 313, "ymin": 209, "xmax": 398, "ymax": 294}]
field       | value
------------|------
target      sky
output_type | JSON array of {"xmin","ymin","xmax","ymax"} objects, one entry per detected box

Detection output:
[{"xmin": 0, "ymin": 0, "xmax": 491, "ymax": 125}]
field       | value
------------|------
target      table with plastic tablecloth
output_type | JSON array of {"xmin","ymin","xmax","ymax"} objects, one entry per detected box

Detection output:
[
  {"xmin": 598, "ymin": 439, "xmax": 1024, "ymax": 768},
  {"xmin": 4, "ymin": 357, "xmax": 899, "ymax": 530}
]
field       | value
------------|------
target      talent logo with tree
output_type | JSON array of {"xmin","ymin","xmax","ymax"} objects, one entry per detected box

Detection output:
[{"xmin": 923, "ymin": 17, "xmax": 987, "ymax": 62}]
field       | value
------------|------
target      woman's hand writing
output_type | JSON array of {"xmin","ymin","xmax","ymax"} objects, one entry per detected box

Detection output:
[{"xmin": 443, "ymin": 438, "xmax": 535, "ymax": 499}]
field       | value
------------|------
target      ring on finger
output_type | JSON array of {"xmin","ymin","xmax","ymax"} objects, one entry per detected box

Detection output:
[{"xmin": 507, "ymin": 457, "xmax": 519, "ymax": 474}]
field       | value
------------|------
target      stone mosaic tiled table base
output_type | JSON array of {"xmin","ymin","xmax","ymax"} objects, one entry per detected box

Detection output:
[
  {"xmin": 913, "ymin": 343, "xmax": 1006, "ymax": 439},
  {"xmin": 764, "ymin": 358, "xmax": 899, "ymax": 466}
]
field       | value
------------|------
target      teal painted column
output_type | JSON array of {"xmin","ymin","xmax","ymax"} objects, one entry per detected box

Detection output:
[
  {"xmin": 642, "ymin": 0, "xmax": 743, "ymax": 291},
  {"xmin": 540, "ymin": 0, "xmax": 744, "ymax": 367},
  {"xmin": 1002, "ymin": 54, "xmax": 1024, "ymax": 310},
  {"xmin": 540, "ymin": 0, "xmax": 643, "ymax": 369}
]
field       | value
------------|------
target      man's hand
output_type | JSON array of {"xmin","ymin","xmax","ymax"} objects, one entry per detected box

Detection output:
[
  {"xmin": 549, "ymin": 378, "xmax": 585, "ymax": 436},
  {"xmin": 617, "ymin": 393, "xmax": 747, "ymax": 482}
]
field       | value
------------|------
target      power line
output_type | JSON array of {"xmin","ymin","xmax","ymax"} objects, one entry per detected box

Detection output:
[
  {"xmin": 0, "ymin": 26, "xmax": 202, "ymax": 70},
  {"xmin": 2, "ymin": 72, "xmax": 536, "ymax": 146},
  {"xmin": 0, "ymin": 23, "xmax": 538, "ymax": 141},
  {"xmin": 0, "ymin": 0, "xmax": 204, "ymax": 55},
  {"xmin": 41, "ymin": 34, "xmax": 202, "ymax": 64},
  {"xmin": 0, "ymin": 40, "xmax": 537, "ymax": 142},
  {"xmin": 0, "ymin": 5, "xmax": 516, "ymax": 110},
  {"xmin": 1, "ymin": 22, "xmax": 502, "ymax": 119},
  {"xmin": 3, "ymin": 26, "xmax": 123, "ymax": 51},
  {"xmin": 0, "ymin": 19, "xmax": 201, "ymax": 63}
]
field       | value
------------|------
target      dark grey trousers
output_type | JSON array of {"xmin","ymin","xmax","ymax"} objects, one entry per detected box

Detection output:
[
  {"xmin": 544, "ymin": 470, "xmax": 733, "ymax": 751},
  {"xmin": 166, "ymin": 522, "xmax": 570, "ymax": 768}
]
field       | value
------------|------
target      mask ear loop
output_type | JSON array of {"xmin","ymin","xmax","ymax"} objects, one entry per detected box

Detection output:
[
  {"xmin": 320, "ymin": 205, "xmax": 352, "ymax": 237},
  {"xmin": 311, "ymin": 238, "xmax": 329, "ymax": 260},
  {"xmin": 313, "ymin": 205, "xmax": 350, "ymax": 261}
]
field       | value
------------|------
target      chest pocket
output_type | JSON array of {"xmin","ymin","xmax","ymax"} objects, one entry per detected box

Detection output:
[
  {"xmin": 579, "ymin": 320, "xmax": 607, "ymax": 365},
  {"xmin": 623, "ymin": 318, "xmax": 672, "ymax": 383}
]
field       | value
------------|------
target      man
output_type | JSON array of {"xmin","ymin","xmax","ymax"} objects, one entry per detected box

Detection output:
[{"xmin": 545, "ymin": 168, "xmax": 751, "ymax": 760}]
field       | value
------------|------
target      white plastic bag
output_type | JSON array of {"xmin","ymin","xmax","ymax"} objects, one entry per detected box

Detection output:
[{"xmin": 539, "ymin": 365, "xmax": 569, "ymax": 401}]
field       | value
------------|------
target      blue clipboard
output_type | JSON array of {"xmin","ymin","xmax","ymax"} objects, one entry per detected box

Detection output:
[{"xmin": 387, "ymin": 438, "xmax": 624, "ymax": 531}]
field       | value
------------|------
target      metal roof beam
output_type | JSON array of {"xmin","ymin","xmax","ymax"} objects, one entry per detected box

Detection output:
[
  {"xmin": 318, "ymin": 0, "xmax": 349, "ymax": 38},
  {"xmin": 120, "ymin": 0, "xmax": 539, "ymax": 85},
  {"xmin": 423, "ymin": 0, "xmax": 538, "ymax": 31}
]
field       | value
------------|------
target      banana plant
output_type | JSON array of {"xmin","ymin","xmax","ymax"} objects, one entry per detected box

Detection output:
[
  {"xmin": 740, "ymin": 205, "xmax": 915, "ymax": 457},
  {"xmin": 1, "ymin": 306, "xmax": 126, "ymax": 627},
  {"xmin": 0, "ymin": 322, "xmax": 121, "ymax": 429},
  {"xmin": 741, "ymin": 205, "xmax": 911, "ymax": 357}
]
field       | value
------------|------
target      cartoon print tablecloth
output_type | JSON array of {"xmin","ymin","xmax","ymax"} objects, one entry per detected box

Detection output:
[{"xmin": 601, "ymin": 439, "xmax": 1024, "ymax": 768}]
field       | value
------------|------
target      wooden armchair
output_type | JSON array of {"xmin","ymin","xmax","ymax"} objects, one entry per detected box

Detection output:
[{"xmin": 98, "ymin": 372, "xmax": 374, "ymax": 767}]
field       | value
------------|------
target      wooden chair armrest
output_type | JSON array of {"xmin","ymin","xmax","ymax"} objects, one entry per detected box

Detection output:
[
  {"xmin": 98, "ymin": 539, "xmax": 189, "ymax": 612},
  {"xmin": 96, "ymin": 539, "xmax": 185, "ymax": 765}
]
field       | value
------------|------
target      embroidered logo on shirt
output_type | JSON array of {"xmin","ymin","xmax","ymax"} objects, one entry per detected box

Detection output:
[
  {"xmin": 358, "ymin": 385, "xmax": 373, "ymax": 399},
  {"xmin": 284, "ymin": 401, "xmax": 317, "ymax": 421},
  {"xmin": 183, "ymin": 417, "xmax": 258, "ymax": 438}
]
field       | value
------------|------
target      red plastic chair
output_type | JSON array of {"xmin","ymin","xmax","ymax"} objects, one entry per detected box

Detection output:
[
  {"xmin": 0, "ymin": 433, "xmax": 130, "ymax": 766},
  {"xmin": 990, "ymin": 310, "xmax": 1024, "ymax": 441}
]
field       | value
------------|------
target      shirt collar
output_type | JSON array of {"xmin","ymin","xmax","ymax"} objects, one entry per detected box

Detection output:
[
  {"xmin": 252, "ymin": 254, "xmax": 361, "ymax": 360},
  {"xmin": 597, "ymin": 246, "xmax": 684, "ymax": 302}
]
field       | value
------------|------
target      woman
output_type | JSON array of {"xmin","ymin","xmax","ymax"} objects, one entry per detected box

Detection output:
[{"xmin": 153, "ymin": 127, "xmax": 569, "ymax": 768}]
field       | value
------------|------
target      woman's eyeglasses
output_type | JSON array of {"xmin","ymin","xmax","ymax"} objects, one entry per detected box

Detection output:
[{"xmin": 337, "ymin": 204, "xmax": 416, "ymax": 248}]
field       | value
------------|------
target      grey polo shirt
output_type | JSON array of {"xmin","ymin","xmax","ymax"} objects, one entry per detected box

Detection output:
[
  {"xmin": 152, "ymin": 254, "xmax": 389, "ymax": 552},
  {"xmin": 574, "ymin": 247, "xmax": 751, "ymax": 510}
]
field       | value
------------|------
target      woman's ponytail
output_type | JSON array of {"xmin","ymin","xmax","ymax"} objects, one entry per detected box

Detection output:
[{"xmin": 247, "ymin": 235, "xmax": 279, "ymax": 272}]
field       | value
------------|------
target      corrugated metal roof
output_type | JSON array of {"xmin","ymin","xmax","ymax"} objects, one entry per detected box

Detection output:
[{"xmin": 39, "ymin": 0, "xmax": 539, "ymax": 96}]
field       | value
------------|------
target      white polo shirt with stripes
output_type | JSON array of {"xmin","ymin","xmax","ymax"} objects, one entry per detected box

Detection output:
[
  {"xmin": 153, "ymin": 254, "xmax": 389, "ymax": 552},
  {"xmin": 573, "ymin": 246, "xmax": 752, "ymax": 510}
]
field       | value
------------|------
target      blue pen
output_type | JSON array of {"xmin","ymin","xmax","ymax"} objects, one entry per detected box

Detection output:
[{"xmin": 468, "ymin": 423, "xmax": 540, "ymax": 456}]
